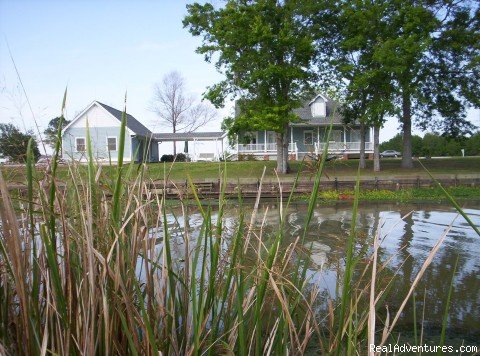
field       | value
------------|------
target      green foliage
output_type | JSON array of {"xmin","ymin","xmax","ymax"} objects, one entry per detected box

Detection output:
[
  {"xmin": 160, "ymin": 153, "xmax": 188, "ymax": 162},
  {"xmin": 465, "ymin": 132, "xmax": 480, "ymax": 156},
  {"xmin": 43, "ymin": 116, "xmax": 70, "ymax": 149},
  {"xmin": 421, "ymin": 133, "xmax": 447, "ymax": 157},
  {"xmin": 183, "ymin": 1, "xmax": 318, "ymax": 173},
  {"xmin": 381, "ymin": 132, "xmax": 479, "ymax": 157},
  {"xmin": 380, "ymin": 133, "xmax": 403, "ymax": 152},
  {"xmin": 411, "ymin": 135, "xmax": 424, "ymax": 157},
  {"xmin": 313, "ymin": 0, "xmax": 396, "ymax": 129},
  {"xmin": 0, "ymin": 123, "xmax": 40, "ymax": 162},
  {"xmin": 314, "ymin": 186, "xmax": 480, "ymax": 203},
  {"xmin": 313, "ymin": 0, "xmax": 480, "ymax": 167}
]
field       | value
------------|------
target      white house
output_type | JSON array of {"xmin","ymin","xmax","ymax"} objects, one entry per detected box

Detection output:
[{"xmin": 62, "ymin": 101, "xmax": 159, "ymax": 162}]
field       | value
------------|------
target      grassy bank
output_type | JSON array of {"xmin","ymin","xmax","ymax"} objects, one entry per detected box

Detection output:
[
  {"xmin": 310, "ymin": 186, "xmax": 480, "ymax": 203},
  {"xmin": 1, "ymin": 156, "xmax": 480, "ymax": 183}
]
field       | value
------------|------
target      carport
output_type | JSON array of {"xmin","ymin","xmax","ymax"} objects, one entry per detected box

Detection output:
[{"xmin": 153, "ymin": 131, "xmax": 227, "ymax": 161}]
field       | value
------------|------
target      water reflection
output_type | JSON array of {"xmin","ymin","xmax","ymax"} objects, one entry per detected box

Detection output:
[{"xmin": 149, "ymin": 201, "xmax": 480, "ymax": 336}]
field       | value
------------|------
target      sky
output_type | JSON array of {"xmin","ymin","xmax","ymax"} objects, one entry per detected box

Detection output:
[{"xmin": 1, "ymin": 0, "xmax": 479, "ymax": 156}]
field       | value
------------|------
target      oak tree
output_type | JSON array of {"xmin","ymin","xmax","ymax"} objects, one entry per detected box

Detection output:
[
  {"xmin": 184, "ymin": 0, "xmax": 317, "ymax": 173},
  {"xmin": 370, "ymin": 0, "xmax": 479, "ymax": 168}
]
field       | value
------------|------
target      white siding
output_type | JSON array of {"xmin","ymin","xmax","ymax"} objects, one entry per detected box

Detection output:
[
  {"xmin": 311, "ymin": 97, "xmax": 326, "ymax": 118},
  {"xmin": 69, "ymin": 105, "xmax": 120, "ymax": 129}
]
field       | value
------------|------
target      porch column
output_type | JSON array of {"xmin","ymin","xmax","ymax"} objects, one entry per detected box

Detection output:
[
  {"xmin": 221, "ymin": 137, "xmax": 224, "ymax": 159},
  {"xmin": 317, "ymin": 126, "xmax": 320, "ymax": 154},
  {"xmin": 343, "ymin": 125, "xmax": 347, "ymax": 150},
  {"xmin": 370, "ymin": 126, "xmax": 374, "ymax": 151},
  {"xmin": 194, "ymin": 139, "xmax": 197, "ymax": 162},
  {"xmin": 264, "ymin": 130, "xmax": 267, "ymax": 152},
  {"xmin": 290, "ymin": 127, "xmax": 293, "ymax": 152}
]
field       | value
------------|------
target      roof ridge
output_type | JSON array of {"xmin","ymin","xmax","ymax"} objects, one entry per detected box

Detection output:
[{"xmin": 95, "ymin": 101, "xmax": 152, "ymax": 136}]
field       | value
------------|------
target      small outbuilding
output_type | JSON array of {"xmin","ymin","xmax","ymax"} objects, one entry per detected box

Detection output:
[{"xmin": 62, "ymin": 101, "xmax": 159, "ymax": 163}]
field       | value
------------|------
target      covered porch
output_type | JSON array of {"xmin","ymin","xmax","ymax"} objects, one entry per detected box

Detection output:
[
  {"xmin": 236, "ymin": 126, "xmax": 374, "ymax": 160},
  {"xmin": 153, "ymin": 131, "xmax": 227, "ymax": 162}
]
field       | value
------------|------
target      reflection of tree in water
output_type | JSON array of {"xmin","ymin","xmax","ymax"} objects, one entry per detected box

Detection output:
[
  {"xmin": 409, "ymin": 246, "xmax": 480, "ymax": 334},
  {"xmin": 379, "ymin": 207, "xmax": 480, "ymax": 341},
  {"xmin": 165, "ymin": 202, "xmax": 480, "ymax": 340}
]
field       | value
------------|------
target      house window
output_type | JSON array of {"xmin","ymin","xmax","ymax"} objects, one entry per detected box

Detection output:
[
  {"xmin": 243, "ymin": 132, "xmax": 257, "ymax": 144},
  {"xmin": 350, "ymin": 129, "xmax": 361, "ymax": 142},
  {"xmin": 311, "ymin": 101, "xmax": 326, "ymax": 118},
  {"xmin": 107, "ymin": 137, "xmax": 117, "ymax": 151},
  {"xmin": 76, "ymin": 137, "xmax": 86, "ymax": 152},
  {"xmin": 266, "ymin": 131, "xmax": 276, "ymax": 144},
  {"xmin": 304, "ymin": 130, "xmax": 314, "ymax": 145},
  {"xmin": 330, "ymin": 130, "xmax": 342, "ymax": 142}
]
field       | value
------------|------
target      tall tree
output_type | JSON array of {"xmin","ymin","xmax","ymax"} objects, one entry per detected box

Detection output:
[
  {"xmin": 0, "ymin": 123, "xmax": 40, "ymax": 162},
  {"xmin": 184, "ymin": 0, "xmax": 317, "ymax": 173},
  {"xmin": 150, "ymin": 71, "xmax": 217, "ymax": 155},
  {"xmin": 44, "ymin": 116, "xmax": 71, "ymax": 149},
  {"xmin": 309, "ymin": 0, "xmax": 397, "ymax": 172},
  {"xmin": 312, "ymin": 0, "xmax": 479, "ymax": 169},
  {"xmin": 374, "ymin": 0, "xmax": 479, "ymax": 168}
]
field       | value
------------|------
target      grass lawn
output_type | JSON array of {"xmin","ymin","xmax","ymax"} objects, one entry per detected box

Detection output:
[
  {"xmin": 142, "ymin": 156, "xmax": 480, "ymax": 181},
  {"xmin": 1, "ymin": 156, "xmax": 479, "ymax": 183}
]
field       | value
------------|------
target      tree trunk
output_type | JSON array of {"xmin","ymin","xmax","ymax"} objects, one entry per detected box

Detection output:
[
  {"xmin": 173, "ymin": 126, "xmax": 177, "ymax": 156},
  {"xmin": 373, "ymin": 125, "xmax": 380, "ymax": 172},
  {"xmin": 276, "ymin": 125, "xmax": 289, "ymax": 174},
  {"xmin": 401, "ymin": 92, "xmax": 413, "ymax": 168},
  {"xmin": 359, "ymin": 122, "xmax": 366, "ymax": 169}
]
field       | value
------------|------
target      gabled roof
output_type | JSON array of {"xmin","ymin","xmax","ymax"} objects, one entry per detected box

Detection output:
[
  {"xmin": 234, "ymin": 94, "xmax": 344, "ymax": 125},
  {"xmin": 293, "ymin": 95, "xmax": 343, "ymax": 125},
  {"xmin": 96, "ymin": 102, "xmax": 152, "ymax": 136},
  {"xmin": 308, "ymin": 93, "xmax": 329, "ymax": 105},
  {"xmin": 63, "ymin": 101, "xmax": 152, "ymax": 137}
]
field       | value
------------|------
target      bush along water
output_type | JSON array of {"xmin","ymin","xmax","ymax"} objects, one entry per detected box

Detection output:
[{"xmin": 1, "ymin": 99, "xmax": 479, "ymax": 355}]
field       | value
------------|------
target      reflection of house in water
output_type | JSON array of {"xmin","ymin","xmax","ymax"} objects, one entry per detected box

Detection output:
[{"xmin": 146, "ymin": 201, "xmax": 480, "ymax": 337}]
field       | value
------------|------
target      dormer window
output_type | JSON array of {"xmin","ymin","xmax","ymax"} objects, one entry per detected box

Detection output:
[{"xmin": 310, "ymin": 95, "xmax": 327, "ymax": 118}]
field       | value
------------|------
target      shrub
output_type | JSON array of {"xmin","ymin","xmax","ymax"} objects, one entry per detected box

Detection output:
[
  {"xmin": 175, "ymin": 153, "xmax": 187, "ymax": 162},
  {"xmin": 161, "ymin": 153, "xmax": 188, "ymax": 162},
  {"xmin": 160, "ymin": 154, "xmax": 174, "ymax": 162}
]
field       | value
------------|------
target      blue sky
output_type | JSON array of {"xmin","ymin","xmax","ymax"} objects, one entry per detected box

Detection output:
[
  {"xmin": 0, "ymin": 0, "xmax": 225, "ymax": 143},
  {"xmin": 1, "ymin": 0, "xmax": 479, "ymax": 154}
]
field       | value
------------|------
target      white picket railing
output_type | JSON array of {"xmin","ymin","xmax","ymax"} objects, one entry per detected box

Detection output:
[
  {"xmin": 315, "ymin": 142, "xmax": 373, "ymax": 153},
  {"xmin": 237, "ymin": 141, "xmax": 373, "ymax": 155},
  {"xmin": 237, "ymin": 142, "xmax": 297, "ymax": 153}
]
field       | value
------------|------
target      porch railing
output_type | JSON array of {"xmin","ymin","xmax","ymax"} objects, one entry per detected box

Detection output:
[
  {"xmin": 237, "ymin": 141, "xmax": 373, "ymax": 156},
  {"xmin": 315, "ymin": 142, "xmax": 373, "ymax": 153},
  {"xmin": 237, "ymin": 142, "xmax": 297, "ymax": 153}
]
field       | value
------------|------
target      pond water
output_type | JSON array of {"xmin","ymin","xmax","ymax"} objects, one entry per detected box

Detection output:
[{"xmin": 151, "ymin": 200, "xmax": 480, "ymax": 341}]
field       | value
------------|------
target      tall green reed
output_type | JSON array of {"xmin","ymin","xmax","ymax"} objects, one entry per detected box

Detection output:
[{"xmin": 1, "ymin": 98, "xmax": 478, "ymax": 355}]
